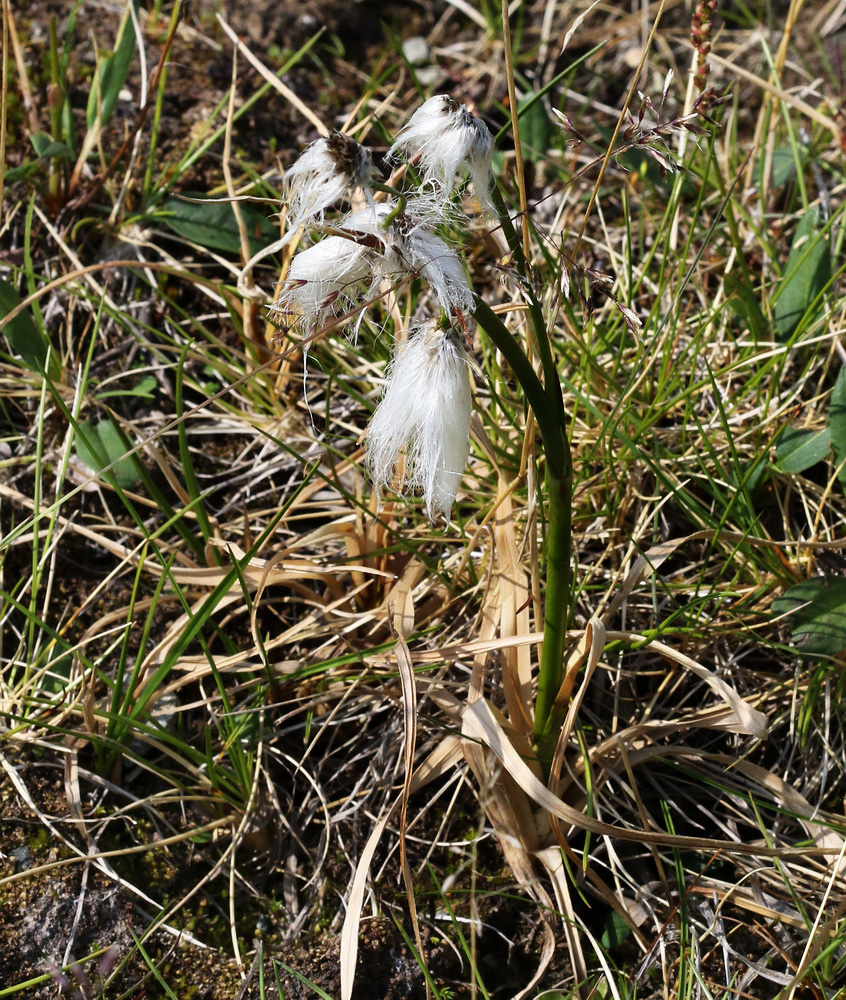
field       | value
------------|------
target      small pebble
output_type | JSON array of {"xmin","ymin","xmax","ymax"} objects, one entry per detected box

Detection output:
[
  {"xmin": 402, "ymin": 36, "xmax": 430, "ymax": 66},
  {"xmin": 10, "ymin": 846, "xmax": 32, "ymax": 871},
  {"xmin": 416, "ymin": 66, "xmax": 442, "ymax": 87}
]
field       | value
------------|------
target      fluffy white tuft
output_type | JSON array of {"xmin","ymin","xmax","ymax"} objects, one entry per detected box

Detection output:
[
  {"xmin": 400, "ymin": 228, "xmax": 475, "ymax": 316},
  {"xmin": 388, "ymin": 95, "xmax": 494, "ymax": 212},
  {"xmin": 270, "ymin": 236, "xmax": 371, "ymax": 328},
  {"xmin": 341, "ymin": 202, "xmax": 395, "ymax": 239},
  {"xmin": 367, "ymin": 322, "xmax": 472, "ymax": 520},
  {"xmin": 342, "ymin": 204, "xmax": 474, "ymax": 317},
  {"xmin": 287, "ymin": 131, "xmax": 375, "ymax": 226}
]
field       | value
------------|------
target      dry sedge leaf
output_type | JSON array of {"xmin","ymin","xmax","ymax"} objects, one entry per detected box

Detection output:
[
  {"xmin": 624, "ymin": 634, "xmax": 768, "ymax": 739},
  {"xmin": 410, "ymin": 734, "xmax": 464, "ymax": 789},
  {"xmin": 729, "ymin": 759, "xmax": 845, "ymax": 864},
  {"xmin": 342, "ymin": 595, "xmax": 425, "ymax": 1000},
  {"xmin": 535, "ymin": 846, "xmax": 589, "ymax": 996},
  {"xmin": 340, "ymin": 807, "xmax": 395, "ymax": 1000},
  {"xmin": 493, "ymin": 481, "xmax": 534, "ymax": 734},
  {"xmin": 391, "ymin": 598, "xmax": 427, "ymax": 999},
  {"xmin": 461, "ymin": 698, "xmax": 832, "ymax": 859},
  {"xmin": 462, "ymin": 732, "xmax": 547, "ymax": 901}
]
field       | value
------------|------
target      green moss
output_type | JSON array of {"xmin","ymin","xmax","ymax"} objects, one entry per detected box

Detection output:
[{"xmin": 28, "ymin": 827, "xmax": 50, "ymax": 851}]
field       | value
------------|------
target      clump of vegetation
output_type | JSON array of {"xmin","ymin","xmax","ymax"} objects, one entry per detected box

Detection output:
[{"xmin": 1, "ymin": 0, "xmax": 845, "ymax": 998}]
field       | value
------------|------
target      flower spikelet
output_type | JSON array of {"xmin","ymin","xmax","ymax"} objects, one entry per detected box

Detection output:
[
  {"xmin": 388, "ymin": 95, "xmax": 494, "ymax": 211},
  {"xmin": 367, "ymin": 321, "xmax": 472, "ymax": 520},
  {"xmin": 343, "ymin": 204, "xmax": 475, "ymax": 317},
  {"xmin": 270, "ymin": 236, "xmax": 371, "ymax": 329},
  {"xmin": 401, "ymin": 227, "xmax": 475, "ymax": 317},
  {"xmin": 287, "ymin": 131, "xmax": 375, "ymax": 226}
]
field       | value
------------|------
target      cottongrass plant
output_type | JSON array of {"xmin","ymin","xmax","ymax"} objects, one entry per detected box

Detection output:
[
  {"xmin": 263, "ymin": 94, "xmax": 576, "ymax": 749},
  {"xmin": 267, "ymin": 96, "xmax": 492, "ymax": 520},
  {"xmin": 286, "ymin": 129, "xmax": 376, "ymax": 226}
]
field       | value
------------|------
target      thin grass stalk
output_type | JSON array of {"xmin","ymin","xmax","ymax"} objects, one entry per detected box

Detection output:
[
  {"xmin": 500, "ymin": 0, "xmax": 530, "ymax": 256},
  {"xmin": 0, "ymin": 0, "xmax": 8, "ymax": 213}
]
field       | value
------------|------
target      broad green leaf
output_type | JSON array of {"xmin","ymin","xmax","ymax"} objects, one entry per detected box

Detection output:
[
  {"xmin": 96, "ymin": 373, "xmax": 158, "ymax": 400},
  {"xmin": 86, "ymin": 1, "xmax": 139, "ymax": 129},
  {"xmin": 776, "ymin": 425, "xmax": 831, "ymax": 474},
  {"xmin": 30, "ymin": 133, "xmax": 73, "ymax": 160},
  {"xmin": 43, "ymin": 654, "xmax": 73, "ymax": 695},
  {"xmin": 0, "ymin": 278, "xmax": 60, "ymax": 378},
  {"xmin": 75, "ymin": 417, "xmax": 142, "ymax": 489},
  {"xmin": 770, "ymin": 145, "xmax": 801, "ymax": 188},
  {"xmin": 3, "ymin": 161, "xmax": 39, "ymax": 183},
  {"xmin": 829, "ymin": 366, "xmax": 846, "ymax": 485},
  {"xmin": 600, "ymin": 909, "xmax": 631, "ymax": 949},
  {"xmin": 157, "ymin": 194, "xmax": 278, "ymax": 255},
  {"xmin": 518, "ymin": 95, "xmax": 552, "ymax": 163},
  {"xmin": 773, "ymin": 206, "xmax": 831, "ymax": 341},
  {"xmin": 724, "ymin": 272, "xmax": 766, "ymax": 341},
  {"xmin": 772, "ymin": 578, "xmax": 846, "ymax": 656}
]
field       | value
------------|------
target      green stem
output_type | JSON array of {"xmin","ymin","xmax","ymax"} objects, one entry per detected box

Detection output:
[
  {"xmin": 534, "ymin": 462, "xmax": 572, "ymax": 754},
  {"xmin": 473, "ymin": 299, "xmax": 573, "ymax": 762},
  {"xmin": 473, "ymin": 300, "xmax": 565, "ymax": 477},
  {"xmin": 489, "ymin": 184, "xmax": 567, "ymax": 434},
  {"xmin": 370, "ymin": 180, "xmax": 407, "ymax": 228}
]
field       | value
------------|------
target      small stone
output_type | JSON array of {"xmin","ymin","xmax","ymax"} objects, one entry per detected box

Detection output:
[
  {"xmin": 10, "ymin": 846, "xmax": 32, "ymax": 871},
  {"xmin": 402, "ymin": 36, "xmax": 430, "ymax": 66},
  {"xmin": 415, "ymin": 66, "xmax": 442, "ymax": 88}
]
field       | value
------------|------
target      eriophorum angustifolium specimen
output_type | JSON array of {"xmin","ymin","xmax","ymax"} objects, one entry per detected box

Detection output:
[{"xmin": 267, "ymin": 96, "xmax": 492, "ymax": 520}]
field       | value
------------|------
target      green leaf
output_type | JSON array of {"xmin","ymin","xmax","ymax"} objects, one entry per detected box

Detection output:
[
  {"xmin": 600, "ymin": 909, "xmax": 631, "ymax": 949},
  {"xmin": 517, "ymin": 95, "xmax": 552, "ymax": 163},
  {"xmin": 776, "ymin": 425, "xmax": 831, "ymax": 474},
  {"xmin": 0, "ymin": 278, "xmax": 60, "ymax": 378},
  {"xmin": 42, "ymin": 654, "xmax": 73, "ymax": 695},
  {"xmin": 75, "ymin": 418, "xmax": 142, "ymax": 489},
  {"xmin": 772, "ymin": 578, "xmax": 846, "ymax": 656},
  {"xmin": 829, "ymin": 366, "xmax": 846, "ymax": 485},
  {"xmin": 86, "ymin": 1, "xmax": 139, "ymax": 130},
  {"xmin": 30, "ymin": 132, "xmax": 73, "ymax": 160},
  {"xmin": 742, "ymin": 450, "xmax": 769, "ymax": 493},
  {"xmin": 96, "ymin": 373, "xmax": 158, "ymax": 399},
  {"xmin": 156, "ymin": 194, "xmax": 278, "ymax": 255},
  {"xmin": 773, "ymin": 206, "xmax": 831, "ymax": 341},
  {"xmin": 724, "ymin": 272, "xmax": 766, "ymax": 341},
  {"xmin": 770, "ymin": 145, "xmax": 801, "ymax": 188},
  {"xmin": 2, "ymin": 161, "xmax": 39, "ymax": 183}
]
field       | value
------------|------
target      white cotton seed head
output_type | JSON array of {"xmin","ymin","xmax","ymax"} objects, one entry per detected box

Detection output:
[
  {"xmin": 270, "ymin": 236, "xmax": 371, "ymax": 328},
  {"xmin": 342, "ymin": 205, "xmax": 474, "ymax": 318},
  {"xmin": 287, "ymin": 131, "xmax": 375, "ymax": 226},
  {"xmin": 400, "ymin": 228, "xmax": 475, "ymax": 317},
  {"xmin": 341, "ymin": 202, "xmax": 395, "ymax": 239},
  {"xmin": 367, "ymin": 322, "xmax": 472, "ymax": 520},
  {"xmin": 388, "ymin": 95, "xmax": 494, "ymax": 211}
]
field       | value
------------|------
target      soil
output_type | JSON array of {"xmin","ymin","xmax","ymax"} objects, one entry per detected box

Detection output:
[{"xmin": 0, "ymin": 763, "xmax": 564, "ymax": 998}]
